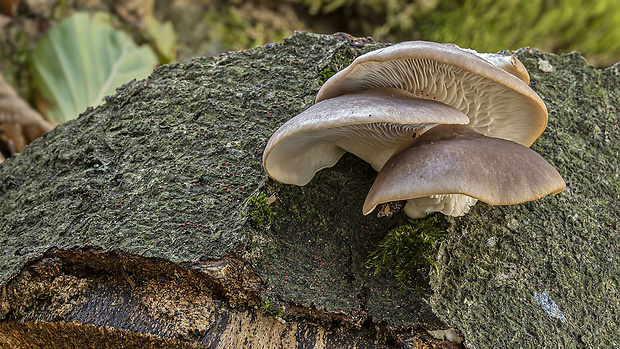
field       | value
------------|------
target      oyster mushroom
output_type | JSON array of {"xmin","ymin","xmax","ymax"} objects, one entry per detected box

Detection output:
[
  {"xmin": 263, "ymin": 87, "xmax": 468, "ymax": 185},
  {"xmin": 316, "ymin": 41, "xmax": 547, "ymax": 147},
  {"xmin": 315, "ymin": 41, "xmax": 561, "ymax": 218},
  {"xmin": 363, "ymin": 124, "xmax": 566, "ymax": 218},
  {"xmin": 263, "ymin": 41, "xmax": 564, "ymax": 219}
]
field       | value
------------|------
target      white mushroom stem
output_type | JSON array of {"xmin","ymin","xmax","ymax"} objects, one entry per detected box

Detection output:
[{"xmin": 404, "ymin": 194, "xmax": 478, "ymax": 219}]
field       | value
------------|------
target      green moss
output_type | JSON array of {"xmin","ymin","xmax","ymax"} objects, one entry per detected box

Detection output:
[
  {"xmin": 247, "ymin": 192, "xmax": 276, "ymax": 228},
  {"xmin": 366, "ymin": 216, "xmax": 444, "ymax": 292},
  {"xmin": 318, "ymin": 67, "xmax": 336, "ymax": 84},
  {"xmin": 260, "ymin": 294, "xmax": 285, "ymax": 317},
  {"xmin": 421, "ymin": 0, "xmax": 620, "ymax": 66}
]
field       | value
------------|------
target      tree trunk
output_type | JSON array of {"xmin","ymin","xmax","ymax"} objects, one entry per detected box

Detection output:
[{"xmin": 0, "ymin": 32, "xmax": 618, "ymax": 348}]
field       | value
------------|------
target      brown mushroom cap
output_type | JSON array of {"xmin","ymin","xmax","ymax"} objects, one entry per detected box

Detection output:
[
  {"xmin": 263, "ymin": 87, "xmax": 469, "ymax": 185},
  {"xmin": 316, "ymin": 41, "xmax": 547, "ymax": 147},
  {"xmin": 362, "ymin": 124, "xmax": 566, "ymax": 216}
]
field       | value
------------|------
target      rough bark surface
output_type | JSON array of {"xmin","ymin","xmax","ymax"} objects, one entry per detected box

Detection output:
[{"xmin": 0, "ymin": 32, "xmax": 618, "ymax": 348}]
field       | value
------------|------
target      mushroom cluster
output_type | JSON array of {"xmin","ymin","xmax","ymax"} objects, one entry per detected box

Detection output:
[{"xmin": 263, "ymin": 41, "xmax": 565, "ymax": 218}]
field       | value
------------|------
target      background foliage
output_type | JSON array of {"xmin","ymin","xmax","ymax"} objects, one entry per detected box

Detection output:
[
  {"xmin": 173, "ymin": 0, "xmax": 620, "ymax": 67},
  {"xmin": 0, "ymin": 0, "xmax": 618, "ymax": 159},
  {"xmin": 31, "ymin": 12, "xmax": 157, "ymax": 123}
]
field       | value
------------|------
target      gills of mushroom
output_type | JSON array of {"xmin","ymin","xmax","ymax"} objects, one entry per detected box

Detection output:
[
  {"xmin": 362, "ymin": 124, "xmax": 566, "ymax": 218},
  {"xmin": 316, "ymin": 41, "xmax": 547, "ymax": 147},
  {"xmin": 262, "ymin": 87, "xmax": 468, "ymax": 186}
]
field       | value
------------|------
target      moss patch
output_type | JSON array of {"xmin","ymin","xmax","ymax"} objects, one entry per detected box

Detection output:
[
  {"xmin": 260, "ymin": 294, "xmax": 285, "ymax": 318},
  {"xmin": 366, "ymin": 216, "xmax": 444, "ymax": 293},
  {"xmin": 247, "ymin": 192, "xmax": 276, "ymax": 228}
]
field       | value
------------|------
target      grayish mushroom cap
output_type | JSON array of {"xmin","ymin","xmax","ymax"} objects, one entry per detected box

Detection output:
[
  {"xmin": 363, "ymin": 124, "xmax": 566, "ymax": 217},
  {"xmin": 478, "ymin": 52, "xmax": 530, "ymax": 84},
  {"xmin": 263, "ymin": 88, "xmax": 469, "ymax": 186},
  {"xmin": 316, "ymin": 41, "xmax": 547, "ymax": 147},
  {"xmin": 453, "ymin": 46, "xmax": 530, "ymax": 84}
]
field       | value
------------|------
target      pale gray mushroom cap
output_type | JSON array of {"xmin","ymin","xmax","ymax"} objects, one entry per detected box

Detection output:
[
  {"xmin": 363, "ymin": 124, "xmax": 566, "ymax": 216},
  {"xmin": 478, "ymin": 52, "xmax": 530, "ymax": 84},
  {"xmin": 316, "ymin": 41, "xmax": 547, "ymax": 147},
  {"xmin": 263, "ymin": 88, "xmax": 469, "ymax": 186},
  {"xmin": 453, "ymin": 45, "xmax": 530, "ymax": 84}
]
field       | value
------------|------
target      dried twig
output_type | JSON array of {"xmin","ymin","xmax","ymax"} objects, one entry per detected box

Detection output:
[{"xmin": 0, "ymin": 73, "xmax": 53, "ymax": 153}]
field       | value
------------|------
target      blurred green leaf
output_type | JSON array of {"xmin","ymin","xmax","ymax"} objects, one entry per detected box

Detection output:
[
  {"xmin": 146, "ymin": 16, "xmax": 177, "ymax": 64},
  {"xmin": 31, "ymin": 12, "xmax": 158, "ymax": 123}
]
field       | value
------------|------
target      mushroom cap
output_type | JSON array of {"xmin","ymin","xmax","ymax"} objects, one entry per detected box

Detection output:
[
  {"xmin": 362, "ymin": 124, "xmax": 566, "ymax": 215},
  {"xmin": 452, "ymin": 45, "xmax": 530, "ymax": 84},
  {"xmin": 316, "ymin": 41, "xmax": 547, "ymax": 147},
  {"xmin": 263, "ymin": 87, "xmax": 469, "ymax": 185},
  {"xmin": 479, "ymin": 52, "xmax": 530, "ymax": 84}
]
